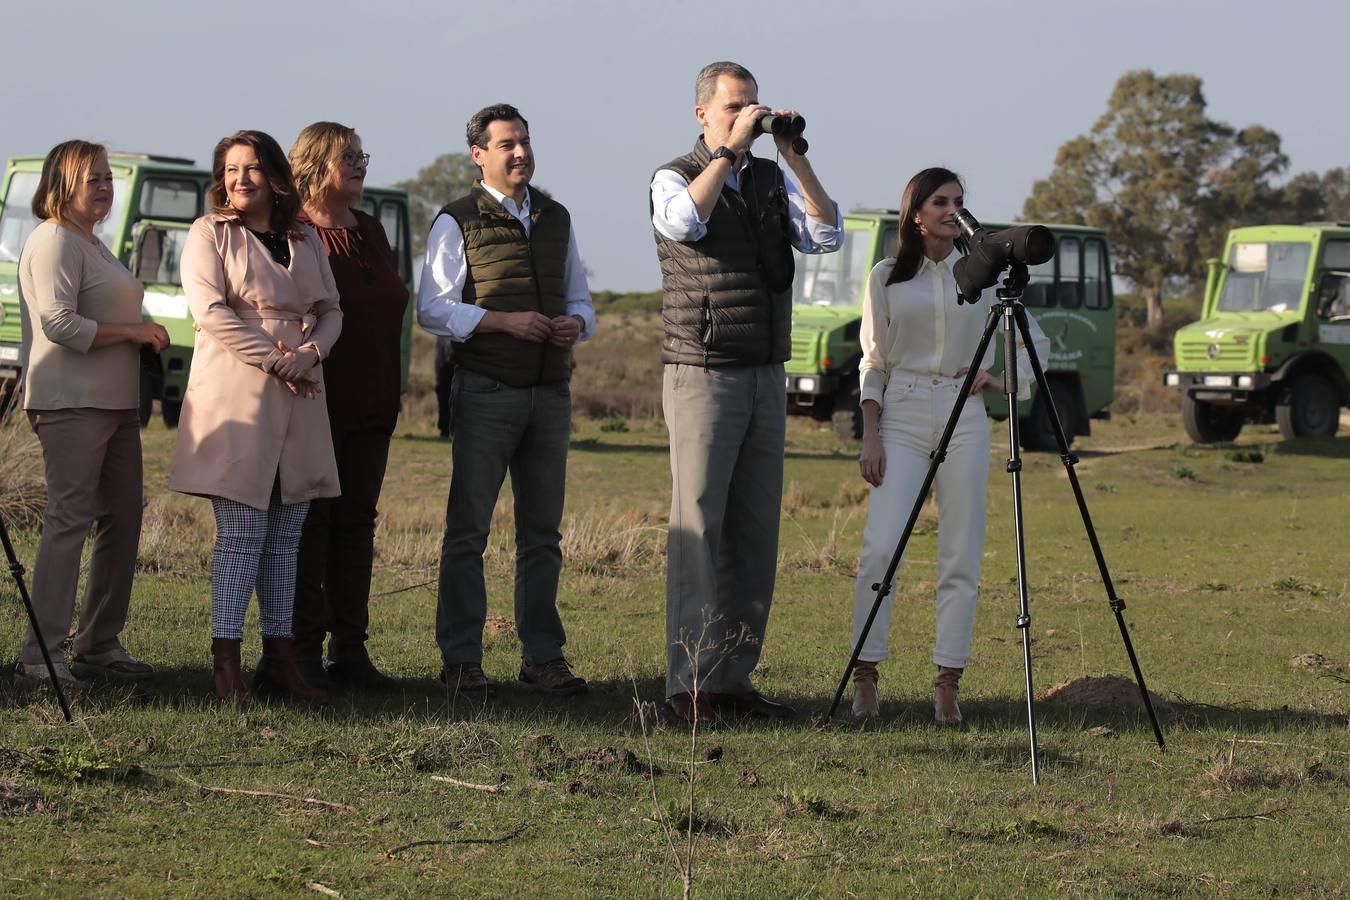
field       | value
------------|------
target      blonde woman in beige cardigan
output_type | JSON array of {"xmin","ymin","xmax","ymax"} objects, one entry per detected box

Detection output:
[
  {"xmin": 16, "ymin": 140, "xmax": 169, "ymax": 688},
  {"xmin": 168, "ymin": 130, "xmax": 341, "ymax": 703}
]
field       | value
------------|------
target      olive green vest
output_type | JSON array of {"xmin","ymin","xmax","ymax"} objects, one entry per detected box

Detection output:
[{"xmin": 440, "ymin": 184, "xmax": 572, "ymax": 386}]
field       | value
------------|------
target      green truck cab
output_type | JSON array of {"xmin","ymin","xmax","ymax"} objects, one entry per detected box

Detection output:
[
  {"xmin": 0, "ymin": 152, "xmax": 413, "ymax": 425},
  {"xmin": 1165, "ymin": 223, "xmax": 1350, "ymax": 443},
  {"xmin": 786, "ymin": 210, "xmax": 1116, "ymax": 449}
]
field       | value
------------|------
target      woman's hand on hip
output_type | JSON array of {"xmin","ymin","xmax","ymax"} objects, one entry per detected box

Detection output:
[
  {"xmin": 956, "ymin": 367, "xmax": 999, "ymax": 396},
  {"xmin": 859, "ymin": 434, "xmax": 886, "ymax": 487}
]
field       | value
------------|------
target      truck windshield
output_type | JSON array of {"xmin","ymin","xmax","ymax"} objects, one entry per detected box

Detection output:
[
  {"xmin": 792, "ymin": 228, "xmax": 872, "ymax": 308},
  {"xmin": 1216, "ymin": 242, "xmax": 1311, "ymax": 313},
  {"xmin": 0, "ymin": 172, "xmax": 129, "ymax": 262}
]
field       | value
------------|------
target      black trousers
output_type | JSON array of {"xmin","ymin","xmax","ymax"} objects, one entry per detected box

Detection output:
[{"xmin": 293, "ymin": 428, "xmax": 392, "ymax": 661}]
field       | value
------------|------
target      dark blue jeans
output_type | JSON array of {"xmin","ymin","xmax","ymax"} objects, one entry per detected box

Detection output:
[{"xmin": 435, "ymin": 369, "xmax": 572, "ymax": 667}]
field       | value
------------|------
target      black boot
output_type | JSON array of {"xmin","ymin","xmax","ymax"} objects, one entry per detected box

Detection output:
[{"xmin": 326, "ymin": 643, "xmax": 397, "ymax": 691}]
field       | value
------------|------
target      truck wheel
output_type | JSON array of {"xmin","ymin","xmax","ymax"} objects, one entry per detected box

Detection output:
[
  {"xmin": 831, "ymin": 383, "xmax": 862, "ymax": 442},
  {"xmin": 1276, "ymin": 375, "xmax": 1339, "ymax": 439},
  {"xmin": 162, "ymin": 399, "xmax": 183, "ymax": 428},
  {"xmin": 1181, "ymin": 393, "xmax": 1243, "ymax": 443},
  {"xmin": 1020, "ymin": 380, "xmax": 1077, "ymax": 452}
]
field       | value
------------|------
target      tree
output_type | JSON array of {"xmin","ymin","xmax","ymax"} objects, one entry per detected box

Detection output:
[
  {"xmin": 1023, "ymin": 70, "xmax": 1294, "ymax": 330},
  {"xmin": 395, "ymin": 153, "xmax": 479, "ymax": 256}
]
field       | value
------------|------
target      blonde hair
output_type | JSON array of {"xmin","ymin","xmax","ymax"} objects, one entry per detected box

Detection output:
[
  {"xmin": 290, "ymin": 121, "xmax": 360, "ymax": 209},
  {"xmin": 32, "ymin": 140, "xmax": 107, "ymax": 223}
]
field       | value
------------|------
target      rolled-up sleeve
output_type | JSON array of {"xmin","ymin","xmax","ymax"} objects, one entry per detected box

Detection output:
[
  {"xmin": 784, "ymin": 176, "xmax": 843, "ymax": 255},
  {"xmin": 26, "ymin": 231, "xmax": 97, "ymax": 353},
  {"xmin": 858, "ymin": 264, "xmax": 892, "ymax": 408},
  {"xmin": 650, "ymin": 169, "xmax": 706, "ymax": 242},
  {"xmin": 416, "ymin": 213, "xmax": 486, "ymax": 342},
  {"xmin": 181, "ymin": 217, "xmax": 284, "ymax": 372},
  {"xmin": 563, "ymin": 228, "xmax": 596, "ymax": 342}
]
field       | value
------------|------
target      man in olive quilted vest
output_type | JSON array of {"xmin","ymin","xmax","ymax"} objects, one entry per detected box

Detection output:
[
  {"xmin": 651, "ymin": 62, "xmax": 843, "ymax": 723},
  {"xmin": 417, "ymin": 103, "xmax": 596, "ymax": 697}
]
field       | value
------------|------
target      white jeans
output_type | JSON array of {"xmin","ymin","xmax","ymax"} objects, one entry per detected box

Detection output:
[{"xmin": 851, "ymin": 373, "xmax": 991, "ymax": 667}]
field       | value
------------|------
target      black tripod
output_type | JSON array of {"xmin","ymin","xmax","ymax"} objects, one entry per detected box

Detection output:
[
  {"xmin": 826, "ymin": 269, "xmax": 1165, "ymax": 783},
  {"xmin": 1, "ymin": 514, "xmax": 74, "ymax": 723}
]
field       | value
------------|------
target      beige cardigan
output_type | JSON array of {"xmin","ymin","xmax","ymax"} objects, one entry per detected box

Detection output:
[
  {"xmin": 168, "ymin": 214, "xmax": 343, "ymax": 509},
  {"xmin": 19, "ymin": 221, "xmax": 143, "ymax": 410}
]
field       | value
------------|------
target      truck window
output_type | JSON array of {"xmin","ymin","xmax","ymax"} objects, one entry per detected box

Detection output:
[
  {"xmin": 1083, "ymin": 238, "xmax": 1111, "ymax": 309},
  {"xmin": 792, "ymin": 227, "xmax": 872, "ymax": 307},
  {"xmin": 1322, "ymin": 240, "xmax": 1350, "ymax": 269},
  {"xmin": 139, "ymin": 179, "xmax": 200, "ymax": 221},
  {"xmin": 378, "ymin": 199, "xmax": 410, "ymax": 282},
  {"xmin": 1021, "ymin": 248, "xmax": 1056, "ymax": 307},
  {"xmin": 0, "ymin": 172, "xmax": 127, "ymax": 259},
  {"xmin": 1057, "ymin": 237, "xmax": 1082, "ymax": 309},
  {"xmin": 1217, "ymin": 242, "xmax": 1311, "ymax": 313},
  {"xmin": 133, "ymin": 225, "xmax": 189, "ymax": 286},
  {"xmin": 0, "ymin": 172, "xmax": 40, "ymax": 262}
]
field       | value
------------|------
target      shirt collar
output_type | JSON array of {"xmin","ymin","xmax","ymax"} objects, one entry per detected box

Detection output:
[
  {"xmin": 918, "ymin": 247, "xmax": 962, "ymax": 274},
  {"xmin": 480, "ymin": 181, "xmax": 530, "ymax": 218}
]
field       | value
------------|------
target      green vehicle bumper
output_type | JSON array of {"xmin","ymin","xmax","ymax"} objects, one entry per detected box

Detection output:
[{"xmin": 1163, "ymin": 370, "xmax": 1272, "ymax": 403}]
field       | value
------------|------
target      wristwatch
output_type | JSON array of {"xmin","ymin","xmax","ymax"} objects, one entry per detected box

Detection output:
[{"xmin": 709, "ymin": 146, "xmax": 737, "ymax": 166}]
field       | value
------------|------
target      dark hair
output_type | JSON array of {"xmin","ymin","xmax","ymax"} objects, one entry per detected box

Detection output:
[
  {"xmin": 207, "ymin": 130, "xmax": 303, "ymax": 237},
  {"xmin": 887, "ymin": 167, "xmax": 967, "ymax": 285},
  {"xmin": 466, "ymin": 104, "xmax": 529, "ymax": 151},
  {"xmin": 32, "ymin": 140, "xmax": 106, "ymax": 223},
  {"xmin": 695, "ymin": 61, "xmax": 757, "ymax": 105}
]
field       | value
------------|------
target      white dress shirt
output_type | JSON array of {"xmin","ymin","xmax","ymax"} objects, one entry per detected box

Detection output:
[
  {"xmin": 650, "ymin": 149, "xmax": 844, "ymax": 252},
  {"xmin": 416, "ymin": 182, "xmax": 596, "ymax": 342},
  {"xmin": 859, "ymin": 252, "xmax": 1050, "ymax": 408}
]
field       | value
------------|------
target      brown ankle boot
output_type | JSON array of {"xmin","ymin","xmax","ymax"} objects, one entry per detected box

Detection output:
[
  {"xmin": 257, "ymin": 637, "xmax": 329, "ymax": 705},
  {"xmin": 852, "ymin": 660, "xmax": 880, "ymax": 719},
  {"xmin": 934, "ymin": 666, "xmax": 963, "ymax": 725},
  {"xmin": 211, "ymin": 638, "xmax": 248, "ymax": 702}
]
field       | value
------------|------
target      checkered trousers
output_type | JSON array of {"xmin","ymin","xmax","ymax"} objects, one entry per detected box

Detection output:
[{"xmin": 209, "ymin": 496, "xmax": 311, "ymax": 640}]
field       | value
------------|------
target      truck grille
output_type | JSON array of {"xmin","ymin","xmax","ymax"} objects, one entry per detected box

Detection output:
[
  {"xmin": 790, "ymin": 331, "xmax": 816, "ymax": 361},
  {"xmin": 1178, "ymin": 343, "xmax": 1253, "ymax": 367}
]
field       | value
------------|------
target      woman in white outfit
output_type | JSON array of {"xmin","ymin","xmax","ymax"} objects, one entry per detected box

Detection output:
[{"xmin": 849, "ymin": 167, "xmax": 1048, "ymax": 722}]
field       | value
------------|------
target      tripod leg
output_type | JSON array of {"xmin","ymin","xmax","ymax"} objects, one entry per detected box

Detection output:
[
  {"xmin": 1012, "ymin": 305, "xmax": 1166, "ymax": 752},
  {"xmin": 1001, "ymin": 304, "xmax": 1040, "ymax": 784},
  {"xmin": 0, "ymin": 518, "xmax": 74, "ymax": 723},
  {"xmin": 826, "ymin": 307, "xmax": 1002, "ymax": 720}
]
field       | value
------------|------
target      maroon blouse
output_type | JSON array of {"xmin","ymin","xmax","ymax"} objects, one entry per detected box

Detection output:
[{"xmin": 302, "ymin": 209, "xmax": 409, "ymax": 434}]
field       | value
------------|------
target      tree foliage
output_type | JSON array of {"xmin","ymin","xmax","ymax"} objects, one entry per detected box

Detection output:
[
  {"xmin": 395, "ymin": 152, "xmax": 479, "ymax": 256},
  {"xmin": 1022, "ymin": 70, "xmax": 1336, "ymax": 331}
]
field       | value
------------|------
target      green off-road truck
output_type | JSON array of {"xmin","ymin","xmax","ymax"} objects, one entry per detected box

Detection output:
[
  {"xmin": 786, "ymin": 210, "xmax": 1116, "ymax": 449},
  {"xmin": 0, "ymin": 152, "xmax": 414, "ymax": 425},
  {"xmin": 1165, "ymin": 223, "xmax": 1350, "ymax": 442}
]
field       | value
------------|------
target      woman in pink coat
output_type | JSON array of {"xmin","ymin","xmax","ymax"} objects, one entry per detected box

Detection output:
[{"xmin": 168, "ymin": 130, "xmax": 342, "ymax": 703}]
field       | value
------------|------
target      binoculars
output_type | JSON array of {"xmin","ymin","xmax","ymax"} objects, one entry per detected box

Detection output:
[{"xmin": 755, "ymin": 113, "xmax": 808, "ymax": 155}]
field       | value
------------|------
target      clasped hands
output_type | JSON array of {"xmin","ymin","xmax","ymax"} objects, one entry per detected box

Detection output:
[
  {"xmin": 499, "ymin": 311, "xmax": 583, "ymax": 347},
  {"xmin": 272, "ymin": 340, "xmax": 321, "ymax": 399}
]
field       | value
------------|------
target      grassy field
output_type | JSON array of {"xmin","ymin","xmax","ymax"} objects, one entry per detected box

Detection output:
[{"xmin": 1, "ymin": 323, "xmax": 1348, "ymax": 897}]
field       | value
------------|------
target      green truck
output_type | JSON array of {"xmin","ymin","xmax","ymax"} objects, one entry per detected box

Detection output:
[
  {"xmin": 0, "ymin": 152, "xmax": 414, "ymax": 425},
  {"xmin": 1164, "ymin": 223, "xmax": 1350, "ymax": 443},
  {"xmin": 786, "ymin": 210, "xmax": 1117, "ymax": 449}
]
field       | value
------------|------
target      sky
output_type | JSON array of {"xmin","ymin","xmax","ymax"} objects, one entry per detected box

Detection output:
[{"xmin": 7, "ymin": 0, "xmax": 1348, "ymax": 291}]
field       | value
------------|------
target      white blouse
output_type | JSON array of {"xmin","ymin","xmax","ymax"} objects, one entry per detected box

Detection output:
[{"xmin": 858, "ymin": 251, "xmax": 1050, "ymax": 409}]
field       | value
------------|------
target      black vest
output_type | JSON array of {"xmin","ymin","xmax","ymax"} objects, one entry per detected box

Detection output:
[
  {"xmin": 440, "ymin": 184, "xmax": 572, "ymax": 386},
  {"xmin": 652, "ymin": 139, "xmax": 796, "ymax": 367}
]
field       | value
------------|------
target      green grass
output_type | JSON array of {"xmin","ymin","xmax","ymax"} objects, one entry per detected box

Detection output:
[{"xmin": 1, "ymin": 399, "xmax": 1347, "ymax": 897}]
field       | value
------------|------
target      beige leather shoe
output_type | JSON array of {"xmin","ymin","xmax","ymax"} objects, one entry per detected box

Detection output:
[
  {"xmin": 934, "ymin": 666, "xmax": 963, "ymax": 725},
  {"xmin": 852, "ymin": 660, "xmax": 880, "ymax": 719}
]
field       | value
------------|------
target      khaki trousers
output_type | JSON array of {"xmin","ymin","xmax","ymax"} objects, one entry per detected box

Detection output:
[
  {"xmin": 663, "ymin": 363, "xmax": 785, "ymax": 697},
  {"xmin": 21, "ymin": 408, "xmax": 143, "ymax": 665}
]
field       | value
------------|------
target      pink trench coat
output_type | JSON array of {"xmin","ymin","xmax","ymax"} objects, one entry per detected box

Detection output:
[{"xmin": 168, "ymin": 213, "xmax": 343, "ymax": 510}]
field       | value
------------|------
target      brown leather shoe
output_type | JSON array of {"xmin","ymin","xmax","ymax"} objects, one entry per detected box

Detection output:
[
  {"xmin": 934, "ymin": 666, "xmax": 963, "ymax": 725},
  {"xmin": 660, "ymin": 691, "xmax": 715, "ymax": 725},
  {"xmin": 710, "ymin": 690, "xmax": 801, "ymax": 720},
  {"xmin": 255, "ymin": 637, "xmax": 329, "ymax": 705},
  {"xmin": 519, "ymin": 657, "xmax": 588, "ymax": 697},
  {"xmin": 211, "ymin": 638, "xmax": 248, "ymax": 702},
  {"xmin": 852, "ymin": 660, "xmax": 880, "ymax": 719},
  {"xmin": 438, "ymin": 663, "xmax": 491, "ymax": 694}
]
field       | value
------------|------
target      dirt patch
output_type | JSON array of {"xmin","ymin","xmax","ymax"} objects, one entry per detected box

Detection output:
[
  {"xmin": 484, "ymin": 615, "xmax": 515, "ymax": 637},
  {"xmin": 0, "ymin": 782, "xmax": 52, "ymax": 818},
  {"xmin": 1043, "ymin": 675, "xmax": 1169, "ymax": 714},
  {"xmin": 1290, "ymin": 653, "xmax": 1347, "ymax": 671}
]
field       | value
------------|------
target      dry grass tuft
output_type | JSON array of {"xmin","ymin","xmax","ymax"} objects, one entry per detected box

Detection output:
[
  {"xmin": 137, "ymin": 495, "xmax": 214, "ymax": 577},
  {"xmin": 0, "ymin": 417, "xmax": 45, "ymax": 530}
]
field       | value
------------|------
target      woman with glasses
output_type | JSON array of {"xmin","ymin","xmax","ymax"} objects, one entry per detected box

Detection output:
[
  {"xmin": 168, "ymin": 129, "xmax": 342, "ymax": 703},
  {"xmin": 15, "ymin": 140, "xmax": 169, "ymax": 688},
  {"xmin": 286, "ymin": 122, "xmax": 408, "ymax": 692}
]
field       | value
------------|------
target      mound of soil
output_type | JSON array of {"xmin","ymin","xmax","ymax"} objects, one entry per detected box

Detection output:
[{"xmin": 1043, "ymin": 675, "xmax": 1169, "ymax": 713}]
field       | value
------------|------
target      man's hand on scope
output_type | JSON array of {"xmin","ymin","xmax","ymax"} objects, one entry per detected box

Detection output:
[{"xmin": 726, "ymin": 104, "xmax": 771, "ymax": 154}]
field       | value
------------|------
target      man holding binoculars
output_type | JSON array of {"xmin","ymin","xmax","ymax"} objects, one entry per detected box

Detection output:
[{"xmin": 650, "ymin": 61, "xmax": 841, "ymax": 724}]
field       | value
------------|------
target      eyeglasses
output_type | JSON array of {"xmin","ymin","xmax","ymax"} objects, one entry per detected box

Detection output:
[{"xmin": 341, "ymin": 151, "xmax": 371, "ymax": 168}]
